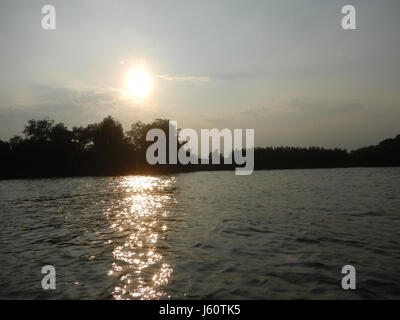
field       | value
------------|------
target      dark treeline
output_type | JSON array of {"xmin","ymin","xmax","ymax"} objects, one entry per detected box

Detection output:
[{"xmin": 0, "ymin": 116, "xmax": 399, "ymax": 179}]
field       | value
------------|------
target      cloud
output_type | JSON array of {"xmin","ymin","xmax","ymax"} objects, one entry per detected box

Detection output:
[
  {"xmin": 290, "ymin": 99, "xmax": 364, "ymax": 115},
  {"xmin": 231, "ymin": 98, "xmax": 365, "ymax": 127},
  {"xmin": 0, "ymin": 84, "xmax": 121, "ymax": 109},
  {"xmin": 159, "ymin": 75, "xmax": 210, "ymax": 82},
  {"xmin": 0, "ymin": 83, "xmax": 153, "ymax": 139}
]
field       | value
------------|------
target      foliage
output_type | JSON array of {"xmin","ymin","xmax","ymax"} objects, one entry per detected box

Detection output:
[{"xmin": 0, "ymin": 116, "xmax": 399, "ymax": 179}]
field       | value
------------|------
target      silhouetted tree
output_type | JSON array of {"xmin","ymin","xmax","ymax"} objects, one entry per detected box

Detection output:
[
  {"xmin": 50, "ymin": 123, "xmax": 73, "ymax": 145},
  {"xmin": 23, "ymin": 118, "xmax": 55, "ymax": 143},
  {"xmin": 350, "ymin": 134, "xmax": 400, "ymax": 167},
  {"xmin": 8, "ymin": 136, "xmax": 23, "ymax": 150},
  {"xmin": 93, "ymin": 116, "xmax": 125, "ymax": 150},
  {"xmin": 72, "ymin": 125, "xmax": 95, "ymax": 152},
  {"xmin": 1, "ymin": 116, "xmax": 399, "ymax": 180}
]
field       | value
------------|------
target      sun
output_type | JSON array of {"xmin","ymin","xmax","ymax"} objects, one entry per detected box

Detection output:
[{"xmin": 125, "ymin": 67, "xmax": 152, "ymax": 98}]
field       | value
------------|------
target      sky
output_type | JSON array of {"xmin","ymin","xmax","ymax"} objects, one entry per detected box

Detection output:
[{"xmin": 0, "ymin": 0, "xmax": 399, "ymax": 150}]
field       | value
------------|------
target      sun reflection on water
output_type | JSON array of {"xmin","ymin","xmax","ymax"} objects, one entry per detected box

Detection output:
[{"xmin": 104, "ymin": 176, "xmax": 176, "ymax": 300}]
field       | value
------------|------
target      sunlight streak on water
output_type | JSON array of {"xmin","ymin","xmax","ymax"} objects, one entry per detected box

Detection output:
[{"xmin": 104, "ymin": 176, "xmax": 175, "ymax": 300}]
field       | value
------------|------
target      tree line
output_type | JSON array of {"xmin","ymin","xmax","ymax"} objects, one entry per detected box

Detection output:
[{"xmin": 0, "ymin": 116, "xmax": 399, "ymax": 179}]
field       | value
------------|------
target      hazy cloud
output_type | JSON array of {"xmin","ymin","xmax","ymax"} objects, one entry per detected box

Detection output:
[{"xmin": 159, "ymin": 75, "xmax": 211, "ymax": 82}]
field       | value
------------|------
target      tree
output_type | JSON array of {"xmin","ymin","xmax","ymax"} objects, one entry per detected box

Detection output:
[
  {"xmin": 23, "ymin": 118, "xmax": 54, "ymax": 143},
  {"xmin": 8, "ymin": 135, "xmax": 24, "ymax": 150},
  {"xmin": 50, "ymin": 123, "xmax": 73, "ymax": 145},
  {"xmin": 92, "ymin": 115, "xmax": 125, "ymax": 150},
  {"xmin": 72, "ymin": 125, "xmax": 96, "ymax": 151}
]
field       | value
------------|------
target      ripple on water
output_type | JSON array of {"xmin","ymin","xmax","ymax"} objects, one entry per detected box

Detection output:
[{"xmin": 1, "ymin": 168, "xmax": 400, "ymax": 299}]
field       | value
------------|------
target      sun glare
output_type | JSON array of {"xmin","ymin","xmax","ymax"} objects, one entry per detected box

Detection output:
[{"xmin": 125, "ymin": 67, "xmax": 152, "ymax": 98}]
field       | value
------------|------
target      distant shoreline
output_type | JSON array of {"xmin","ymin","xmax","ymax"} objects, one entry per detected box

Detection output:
[{"xmin": 1, "ymin": 116, "xmax": 399, "ymax": 180}]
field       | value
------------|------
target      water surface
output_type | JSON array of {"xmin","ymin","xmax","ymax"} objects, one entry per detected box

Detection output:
[{"xmin": 1, "ymin": 168, "xmax": 399, "ymax": 299}]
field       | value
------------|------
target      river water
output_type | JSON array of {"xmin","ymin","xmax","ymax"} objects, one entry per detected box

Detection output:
[{"xmin": 0, "ymin": 168, "xmax": 399, "ymax": 299}]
